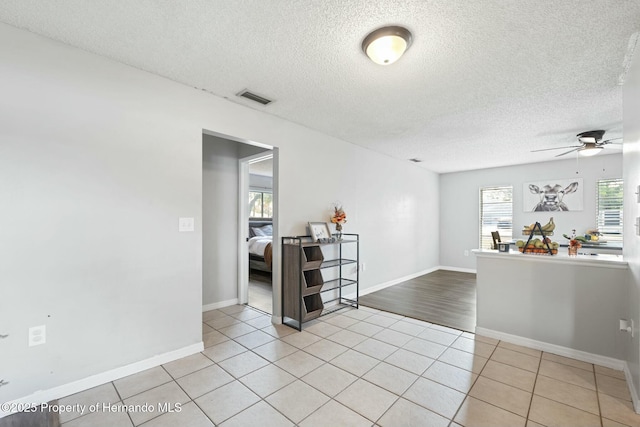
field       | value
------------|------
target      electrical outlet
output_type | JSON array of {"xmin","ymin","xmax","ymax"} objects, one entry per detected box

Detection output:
[
  {"xmin": 620, "ymin": 319, "xmax": 635, "ymax": 337},
  {"xmin": 28, "ymin": 325, "xmax": 46, "ymax": 347},
  {"xmin": 360, "ymin": 263, "xmax": 366, "ymax": 272},
  {"xmin": 464, "ymin": 250, "xmax": 469, "ymax": 257},
  {"xmin": 178, "ymin": 217, "xmax": 195, "ymax": 232}
]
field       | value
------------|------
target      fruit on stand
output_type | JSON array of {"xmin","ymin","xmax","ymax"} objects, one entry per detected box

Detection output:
[
  {"xmin": 523, "ymin": 217, "xmax": 555, "ymax": 235},
  {"xmin": 515, "ymin": 238, "xmax": 558, "ymax": 254},
  {"xmin": 541, "ymin": 217, "xmax": 555, "ymax": 233}
]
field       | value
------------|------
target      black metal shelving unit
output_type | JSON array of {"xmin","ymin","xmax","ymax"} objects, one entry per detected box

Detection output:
[
  {"xmin": 281, "ymin": 233, "xmax": 359, "ymax": 331},
  {"xmin": 521, "ymin": 222, "xmax": 554, "ymax": 255}
]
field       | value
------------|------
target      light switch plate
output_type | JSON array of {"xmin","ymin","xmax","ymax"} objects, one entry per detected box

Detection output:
[
  {"xmin": 29, "ymin": 325, "xmax": 46, "ymax": 347},
  {"xmin": 179, "ymin": 217, "xmax": 195, "ymax": 232}
]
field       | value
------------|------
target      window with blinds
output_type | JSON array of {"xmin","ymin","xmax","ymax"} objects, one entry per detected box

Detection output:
[
  {"xmin": 596, "ymin": 178, "xmax": 623, "ymax": 241},
  {"xmin": 249, "ymin": 191, "xmax": 273, "ymax": 219},
  {"xmin": 480, "ymin": 186, "xmax": 513, "ymax": 249}
]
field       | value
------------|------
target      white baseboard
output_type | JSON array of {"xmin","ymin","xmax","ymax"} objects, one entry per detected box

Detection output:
[
  {"xmin": 0, "ymin": 342, "xmax": 204, "ymax": 419},
  {"xmin": 202, "ymin": 298, "xmax": 238, "ymax": 312},
  {"xmin": 624, "ymin": 362, "xmax": 640, "ymax": 414},
  {"xmin": 475, "ymin": 327, "xmax": 625, "ymax": 371},
  {"xmin": 356, "ymin": 266, "xmax": 441, "ymax": 297},
  {"xmin": 438, "ymin": 265, "xmax": 477, "ymax": 274}
]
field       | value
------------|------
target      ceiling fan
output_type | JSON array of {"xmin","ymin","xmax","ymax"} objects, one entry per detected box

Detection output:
[{"xmin": 531, "ymin": 130, "xmax": 622, "ymax": 157}]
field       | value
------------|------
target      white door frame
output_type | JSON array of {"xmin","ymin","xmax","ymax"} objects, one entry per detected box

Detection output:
[
  {"xmin": 238, "ymin": 151, "xmax": 274, "ymax": 306},
  {"xmin": 202, "ymin": 128, "xmax": 280, "ymax": 321}
]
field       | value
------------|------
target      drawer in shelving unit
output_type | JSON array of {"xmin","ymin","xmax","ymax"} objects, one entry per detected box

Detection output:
[
  {"xmin": 302, "ymin": 269, "xmax": 324, "ymax": 295},
  {"xmin": 302, "ymin": 294, "xmax": 324, "ymax": 321},
  {"xmin": 301, "ymin": 245, "xmax": 324, "ymax": 270},
  {"xmin": 282, "ymin": 235, "xmax": 359, "ymax": 330}
]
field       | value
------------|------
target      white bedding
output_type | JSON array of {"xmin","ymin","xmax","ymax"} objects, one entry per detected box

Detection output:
[{"xmin": 248, "ymin": 236, "xmax": 272, "ymax": 257}]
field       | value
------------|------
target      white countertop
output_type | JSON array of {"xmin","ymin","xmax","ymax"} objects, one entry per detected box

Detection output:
[
  {"xmin": 472, "ymin": 249, "xmax": 628, "ymax": 269},
  {"xmin": 508, "ymin": 240, "xmax": 623, "ymax": 250}
]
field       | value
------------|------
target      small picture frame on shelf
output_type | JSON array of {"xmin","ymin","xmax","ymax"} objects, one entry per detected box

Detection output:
[{"xmin": 308, "ymin": 222, "xmax": 332, "ymax": 242}]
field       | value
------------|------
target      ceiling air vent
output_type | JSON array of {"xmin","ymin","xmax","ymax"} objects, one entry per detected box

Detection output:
[
  {"xmin": 236, "ymin": 89, "xmax": 273, "ymax": 105},
  {"xmin": 409, "ymin": 158, "xmax": 423, "ymax": 163}
]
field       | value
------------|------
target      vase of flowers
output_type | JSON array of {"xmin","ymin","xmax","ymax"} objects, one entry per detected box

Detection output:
[
  {"xmin": 565, "ymin": 229, "xmax": 581, "ymax": 256},
  {"xmin": 331, "ymin": 204, "xmax": 347, "ymax": 240},
  {"xmin": 568, "ymin": 239, "xmax": 581, "ymax": 256}
]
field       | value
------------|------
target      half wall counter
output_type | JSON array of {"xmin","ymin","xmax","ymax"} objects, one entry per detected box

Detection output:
[{"xmin": 473, "ymin": 249, "xmax": 629, "ymax": 365}]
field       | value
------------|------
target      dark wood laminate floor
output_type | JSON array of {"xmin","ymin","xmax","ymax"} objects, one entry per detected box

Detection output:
[{"xmin": 359, "ymin": 269, "xmax": 477, "ymax": 332}]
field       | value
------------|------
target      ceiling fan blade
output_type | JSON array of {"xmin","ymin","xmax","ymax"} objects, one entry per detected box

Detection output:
[
  {"xmin": 599, "ymin": 138, "xmax": 623, "ymax": 146},
  {"xmin": 531, "ymin": 145, "xmax": 581, "ymax": 152},
  {"xmin": 555, "ymin": 147, "xmax": 581, "ymax": 157}
]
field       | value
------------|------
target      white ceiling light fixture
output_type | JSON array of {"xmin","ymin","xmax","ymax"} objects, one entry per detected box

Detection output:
[
  {"xmin": 577, "ymin": 130, "xmax": 605, "ymax": 156},
  {"xmin": 362, "ymin": 26, "xmax": 412, "ymax": 65},
  {"xmin": 578, "ymin": 145, "xmax": 604, "ymax": 156}
]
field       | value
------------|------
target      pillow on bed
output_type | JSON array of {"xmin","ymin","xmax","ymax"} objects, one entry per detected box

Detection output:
[{"xmin": 252, "ymin": 224, "xmax": 273, "ymax": 237}]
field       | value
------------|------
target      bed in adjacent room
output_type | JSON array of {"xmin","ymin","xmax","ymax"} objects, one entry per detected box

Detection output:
[{"xmin": 248, "ymin": 221, "xmax": 273, "ymax": 274}]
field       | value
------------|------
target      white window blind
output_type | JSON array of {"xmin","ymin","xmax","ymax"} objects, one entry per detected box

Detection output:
[
  {"xmin": 596, "ymin": 178, "xmax": 623, "ymax": 241},
  {"xmin": 480, "ymin": 186, "xmax": 513, "ymax": 249}
]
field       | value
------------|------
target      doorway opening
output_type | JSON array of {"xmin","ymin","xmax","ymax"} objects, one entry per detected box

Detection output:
[
  {"xmin": 244, "ymin": 154, "xmax": 274, "ymax": 313},
  {"xmin": 202, "ymin": 129, "xmax": 280, "ymax": 320}
]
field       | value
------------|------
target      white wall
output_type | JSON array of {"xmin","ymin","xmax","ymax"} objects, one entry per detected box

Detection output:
[
  {"xmin": 0, "ymin": 23, "xmax": 439, "ymax": 405},
  {"xmin": 0, "ymin": 26, "xmax": 205, "ymax": 404},
  {"xmin": 202, "ymin": 135, "xmax": 241, "ymax": 306},
  {"xmin": 352, "ymin": 153, "xmax": 440, "ymax": 282},
  {"xmin": 623, "ymin": 39, "xmax": 640, "ymax": 403},
  {"xmin": 440, "ymin": 154, "xmax": 623, "ymax": 269}
]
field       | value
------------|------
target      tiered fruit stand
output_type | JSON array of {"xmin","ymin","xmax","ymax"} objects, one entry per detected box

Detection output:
[{"xmin": 519, "ymin": 222, "xmax": 557, "ymax": 255}]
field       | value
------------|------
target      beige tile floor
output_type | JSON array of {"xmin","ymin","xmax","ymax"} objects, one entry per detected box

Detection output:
[{"xmin": 52, "ymin": 305, "xmax": 638, "ymax": 427}]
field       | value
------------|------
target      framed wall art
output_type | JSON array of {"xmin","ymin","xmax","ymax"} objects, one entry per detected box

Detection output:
[
  {"xmin": 308, "ymin": 222, "xmax": 332, "ymax": 242},
  {"xmin": 523, "ymin": 178, "xmax": 583, "ymax": 212}
]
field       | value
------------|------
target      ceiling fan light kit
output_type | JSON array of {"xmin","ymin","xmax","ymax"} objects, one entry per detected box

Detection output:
[
  {"xmin": 362, "ymin": 26, "xmax": 412, "ymax": 65},
  {"xmin": 531, "ymin": 129, "xmax": 621, "ymax": 158},
  {"xmin": 578, "ymin": 146, "xmax": 604, "ymax": 156}
]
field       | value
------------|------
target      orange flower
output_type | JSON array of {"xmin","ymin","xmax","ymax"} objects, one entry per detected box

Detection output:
[{"xmin": 331, "ymin": 205, "xmax": 347, "ymax": 224}]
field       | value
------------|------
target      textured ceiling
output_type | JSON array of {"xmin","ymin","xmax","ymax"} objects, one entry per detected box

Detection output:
[{"xmin": 1, "ymin": 1, "xmax": 639, "ymax": 173}]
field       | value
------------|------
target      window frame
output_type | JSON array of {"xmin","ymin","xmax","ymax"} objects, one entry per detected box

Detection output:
[
  {"xmin": 249, "ymin": 189, "xmax": 273, "ymax": 220},
  {"xmin": 596, "ymin": 178, "xmax": 623, "ymax": 242},
  {"xmin": 479, "ymin": 185, "xmax": 513, "ymax": 250}
]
